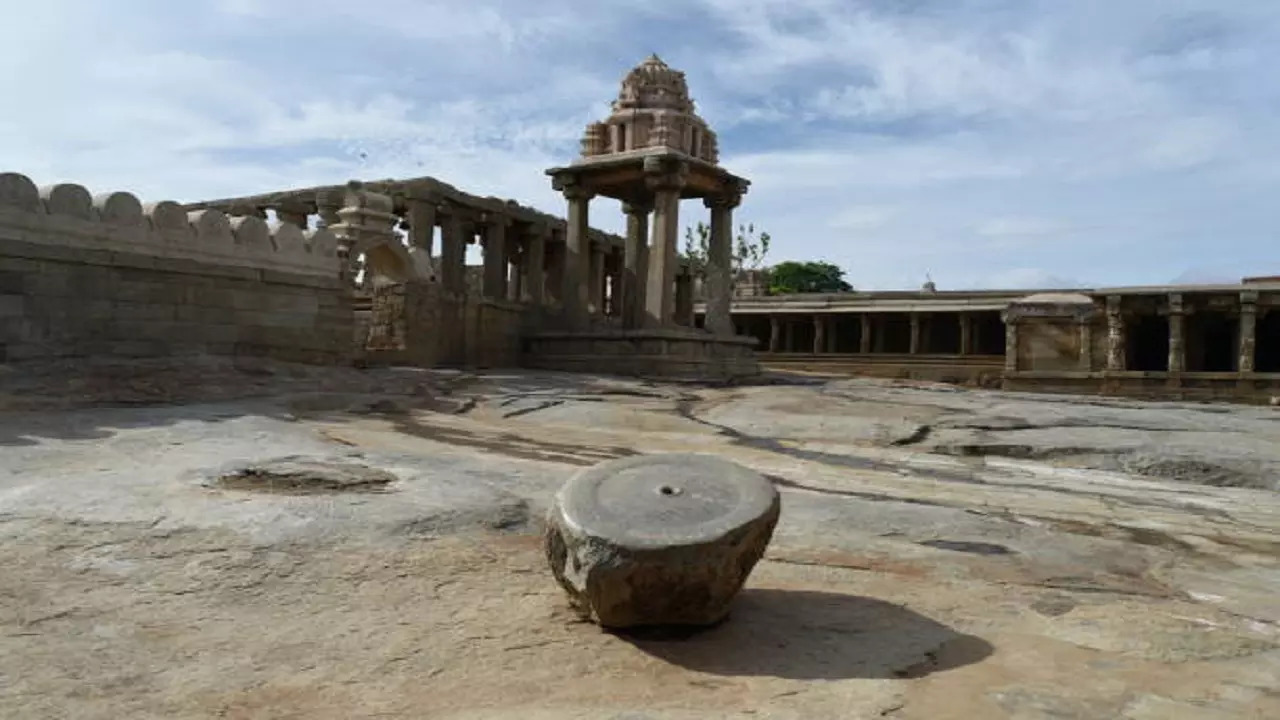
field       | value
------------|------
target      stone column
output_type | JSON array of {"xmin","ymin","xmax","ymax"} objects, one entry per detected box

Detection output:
[
  {"xmin": 959, "ymin": 313, "xmax": 972, "ymax": 355},
  {"xmin": 644, "ymin": 161, "xmax": 686, "ymax": 327},
  {"xmin": 1078, "ymin": 314, "xmax": 1094, "ymax": 371},
  {"xmin": 1004, "ymin": 315, "xmax": 1019, "ymax": 373},
  {"xmin": 1105, "ymin": 295, "xmax": 1125, "ymax": 371},
  {"xmin": 769, "ymin": 316, "xmax": 780, "ymax": 353},
  {"xmin": 439, "ymin": 212, "xmax": 467, "ymax": 296},
  {"xmin": 1167, "ymin": 293, "xmax": 1185, "ymax": 379},
  {"xmin": 909, "ymin": 313, "xmax": 921, "ymax": 354},
  {"xmin": 704, "ymin": 190, "xmax": 741, "ymax": 336},
  {"xmin": 813, "ymin": 316, "xmax": 825, "ymax": 354},
  {"xmin": 556, "ymin": 182, "xmax": 594, "ymax": 329},
  {"xmin": 406, "ymin": 200, "xmax": 436, "ymax": 254},
  {"xmin": 621, "ymin": 200, "xmax": 652, "ymax": 329},
  {"xmin": 315, "ymin": 188, "xmax": 344, "ymax": 229},
  {"xmin": 783, "ymin": 320, "xmax": 795, "ymax": 353},
  {"xmin": 1239, "ymin": 290, "xmax": 1257, "ymax": 373},
  {"xmin": 675, "ymin": 270, "xmax": 694, "ymax": 327},
  {"xmin": 860, "ymin": 315, "xmax": 871, "ymax": 354},
  {"xmin": 521, "ymin": 227, "xmax": 547, "ymax": 305},
  {"xmin": 588, "ymin": 241, "xmax": 606, "ymax": 315},
  {"xmin": 480, "ymin": 214, "xmax": 509, "ymax": 300}
]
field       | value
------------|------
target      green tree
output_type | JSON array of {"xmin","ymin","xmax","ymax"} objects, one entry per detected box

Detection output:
[
  {"xmin": 681, "ymin": 221, "xmax": 771, "ymax": 276},
  {"xmin": 768, "ymin": 261, "xmax": 853, "ymax": 294}
]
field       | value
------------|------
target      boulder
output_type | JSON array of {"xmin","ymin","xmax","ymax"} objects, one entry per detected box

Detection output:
[{"xmin": 545, "ymin": 453, "xmax": 780, "ymax": 629}]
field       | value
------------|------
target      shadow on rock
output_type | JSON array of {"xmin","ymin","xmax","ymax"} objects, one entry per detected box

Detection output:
[{"xmin": 619, "ymin": 589, "xmax": 993, "ymax": 680}]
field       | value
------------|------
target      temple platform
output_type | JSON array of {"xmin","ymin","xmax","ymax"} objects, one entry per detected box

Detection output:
[{"xmin": 522, "ymin": 328, "xmax": 759, "ymax": 382}]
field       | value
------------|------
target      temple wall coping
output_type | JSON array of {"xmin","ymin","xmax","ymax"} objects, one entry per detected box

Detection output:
[{"xmin": 0, "ymin": 172, "xmax": 338, "ymax": 277}]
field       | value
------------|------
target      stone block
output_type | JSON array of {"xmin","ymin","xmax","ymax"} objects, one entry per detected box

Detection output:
[
  {"xmin": 545, "ymin": 453, "xmax": 780, "ymax": 629},
  {"xmin": 0, "ymin": 294, "xmax": 23, "ymax": 318}
]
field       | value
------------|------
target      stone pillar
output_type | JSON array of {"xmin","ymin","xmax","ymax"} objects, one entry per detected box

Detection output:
[
  {"xmin": 330, "ymin": 181, "xmax": 398, "ymax": 286},
  {"xmin": 439, "ymin": 213, "xmax": 467, "ymax": 296},
  {"xmin": 1004, "ymin": 316, "xmax": 1019, "ymax": 373},
  {"xmin": 522, "ymin": 227, "xmax": 547, "ymax": 305},
  {"xmin": 480, "ymin": 215, "xmax": 508, "ymax": 300},
  {"xmin": 544, "ymin": 232, "xmax": 564, "ymax": 306},
  {"xmin": 1078, "ymin": 314, "xmax": 1094, "ymax": 371},
  {"xmin": 769, "ymin": 316, "xmax": 781, "ymax": 353},
  {"xmin": 1105, "ymin": 295, "xmax": 1125, "ymax": 371},
  {"xmin": 644, "ymin": 161, "xmax": 686, "ymax": 327},
  {"xmin": 588, "ymin": 241, "xmax": 606, "ymax": 315},
  {"xmin": 1167, "ymin": 293, "xmax": 1185, "ymax": 379},
  {"xmin": 959, "ymin": 313, "xmax": 972, "ymax": 355},
  {"xmin": 557, "ymin": 183, "xmax": 594, "ymax": 329},
  {"xmin": 860, "ymin": 314, "xmax": 871, "ymax": 354},
  {"xmin": 315, "ymin": 188, "xmax": 344, "ymax": 229},
  {"xmin": 813, "ymin": 316, "xmax": 825, "ymax": 354},
  {"xmin": 621, "ymin": 200, "xmax": 651, "ymax": 329},
  {"xmin": 275, "ymin": 205, "xmax": 310, "ymax": 229},
  {"xmin": 406, "ymin": 200, "xmax": 436, "ymax": 254},
  {"xmin": 909, "ymin": 313, "xmax": 921, "ymax": 354},
  {"xmin": 1239, "ymin": 290, "xmax": 1257, "ymax": 373},
  {"xmin": 783, "ymin": 320, "xmax": 795, "ymax": 353},
  {"xmin": 704, "ymin": 190, "xmax": 741, "ymax": 336}
]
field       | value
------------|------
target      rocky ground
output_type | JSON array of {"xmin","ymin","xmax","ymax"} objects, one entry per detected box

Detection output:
[{"xmin": 1, "ymin": 360, "xmax": 1278, "ymax": 719}]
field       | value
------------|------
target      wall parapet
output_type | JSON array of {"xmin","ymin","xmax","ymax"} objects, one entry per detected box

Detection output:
[{"xmin": 0, "ymin": 172, "xmax": 339, "ymax": 278}]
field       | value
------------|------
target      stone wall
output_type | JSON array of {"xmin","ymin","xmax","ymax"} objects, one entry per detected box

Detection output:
[{"xmin": 0, "ymin": 172, "xmax": 350, "ymax": 365}]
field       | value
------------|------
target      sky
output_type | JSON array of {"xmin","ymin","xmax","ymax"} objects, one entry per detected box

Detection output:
[{"xmin": 2, "ymin": 0, "xmax": 1279, "ymax": 290}]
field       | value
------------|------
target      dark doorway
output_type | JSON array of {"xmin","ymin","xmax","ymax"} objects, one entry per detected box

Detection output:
[
  {"xmin": 789, "ymin": 319, "xmax": 815, "ymax": 353},
  {"xmin": 876, "ymin": 314, "xmax": 911, "ymax": 353},
  {"xmin": 1256, "ymin": 311, "xmax": 1280, "ymax": 372},
  {"xmin": 924, "ymin": 314, "xmax": 961, "ymax": 354},
  {"xmin": 972, "ymin": 312, "xmax": 1006, "ymax": 355},
  {"xmin": 830, "ymin": 315, "xmax": 862, "ymax": 353},
  {"xmin": 734, "ymin": 314, "xmax": 772, "ymax": 352},
  {"xmin": 1126, "ymin": 314, "xmax": 1169, "ymax": 371},
  {"xmin": 1186, "ymin": 311, "xmax": 1236, "ymax": 372}
]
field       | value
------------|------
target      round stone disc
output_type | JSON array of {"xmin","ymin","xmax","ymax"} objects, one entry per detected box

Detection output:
[{"xmin": 556, "ymin": 453, "xmax": 778, "ymax": 549}]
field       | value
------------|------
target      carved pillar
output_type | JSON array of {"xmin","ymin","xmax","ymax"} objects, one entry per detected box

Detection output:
[
  {"xmin": 621, "ymin": 200, "xmax": 652, "ymax": 329},
  {"xmin": 480, "ymin": 214, "xmax": 508, "ymax": 300},
  {"xmin": 704, "ymin": 189, "xmax": 741, "ymax": 336},
  {"xmin": 439, "ymin": 212, "xmax": 467, "ymax": 295},
  {"xmin": 813, "ymin": 316, "xmax": 826, "ymax": 354},
  {"xmin": 1078, "ymin": 313, "xmax": 1095, "ymax": 371},
  {"xmin": 1167, "ymin": 293, "xmax": 1185, "ymax": 380},
  {"xmin": 675, "ymin": 270, "xmax": 694, "ymax": 327},
  {"xmin": 860, "ymin": 314, "xmax": 871, "ymax": 354},
  {"xmin": 406, "ymin": 200, "xmax": 436, "ymax": 254},
  {"xmin": 909, "ymin": 313, "xmax": 921, "ymax": 354},
  {"xmin": 330, "ymin": 182, "xmax": 398, "ymax": 286},
  {"xmin": 556, "ymin": 183, "xmax": 594, "ymax": 329},
  {"xmin": 1004, "ymin": 315, "xmax": 1019, "ymax": 373},
  {"xmin": 959, "ymin": 312, "xmax": 972, "ymax": 355},
  {"xmin": 588, "ymin": 241, "xmax": 606, "ymax": 315},
  {"xmin": 1105, "ymin": 295, "xmax": 1125, "ymax": 371},
  {"xmin": 768, "ymin": 316, "xmax": 781, "ymax": 353},
  {"xmin": 521, "ymin": 227, "xmax": 547, "ymax": 305},
  {"xmin": 1239, "ymin": 290, "xmax": 1257, "ymax": 374},
  {"xmin": 644, "ymin": 161, "xmax": 686, "ymax": 327}
]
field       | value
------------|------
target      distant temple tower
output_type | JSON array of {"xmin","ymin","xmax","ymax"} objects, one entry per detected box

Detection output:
[{"xmin": 546, "ymin": 55, "xmax": 748, "ymax": 335}]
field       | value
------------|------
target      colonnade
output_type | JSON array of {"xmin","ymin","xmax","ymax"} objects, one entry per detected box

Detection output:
[{"xmin": 757, "ymin": 311, "xmax": 1003, "ymax": 356}]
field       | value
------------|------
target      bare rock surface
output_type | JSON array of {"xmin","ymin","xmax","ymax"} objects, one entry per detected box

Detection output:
[
  {"xmin": 546, "ymin": 453, "xmax": 779, "ymax": 627},
  {"xmin": 1, "ymin": 362, "xmax": 1279, "ymax": 718}
]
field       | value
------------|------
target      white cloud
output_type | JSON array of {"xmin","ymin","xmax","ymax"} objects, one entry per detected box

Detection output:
[{"xmin": 1, "ymin": 0, "xmax": 1278, "ymax": 290}]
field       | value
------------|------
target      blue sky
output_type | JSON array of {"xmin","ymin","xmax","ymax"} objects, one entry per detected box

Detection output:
[{"xmin": 3, "ymin": 0, "xmax": 1279, "ymax": 290}]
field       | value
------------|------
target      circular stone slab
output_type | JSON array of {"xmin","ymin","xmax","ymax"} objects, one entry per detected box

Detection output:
[{"xmin": 545, "ymin": 453, "xmax": 780, "ymax": 629}]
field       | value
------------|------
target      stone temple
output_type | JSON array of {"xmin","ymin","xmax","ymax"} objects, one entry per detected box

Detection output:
[{"xmin": 1, "ymin": 55, "xmax": 1278, "ymax": 402}]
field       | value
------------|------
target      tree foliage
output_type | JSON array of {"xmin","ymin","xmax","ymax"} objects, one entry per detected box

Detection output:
[
  {"xmin": 768, "ymin": 261, "xmax": 853, "ymax": 294},
  {"xmin": 681, "ymin": 221, "xmax": 771, "ymax": 276}
]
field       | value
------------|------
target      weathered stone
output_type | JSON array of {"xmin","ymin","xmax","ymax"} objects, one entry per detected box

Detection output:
[{"xmin": 545, "ymin": 452, "xmax": 780, "ymax": 629}]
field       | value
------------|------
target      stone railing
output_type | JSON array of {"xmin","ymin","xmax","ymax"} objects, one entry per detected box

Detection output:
[{"xmin": 0, "ymin": 172, "xmax": 339, "ymax": 278}]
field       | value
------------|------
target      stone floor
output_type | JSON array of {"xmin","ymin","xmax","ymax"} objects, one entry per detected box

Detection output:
[{"xmin": 1, "ymin": 361, "xmax": 1278, "ymax": 719}]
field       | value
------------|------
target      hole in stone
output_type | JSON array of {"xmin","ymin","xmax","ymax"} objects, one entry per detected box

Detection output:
[
  {"xmin": 211, "ymin": 458, "xmax": 397, "ymax": 495},
  {"xmin": 658, "ymin": 485, "xmax": 680, "ymax": 496}
]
